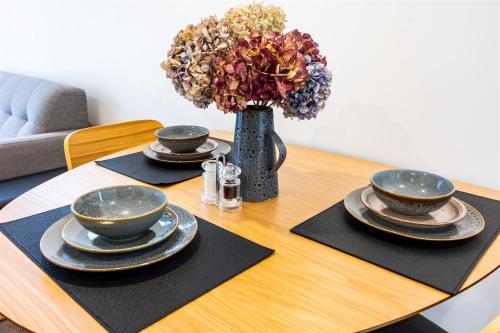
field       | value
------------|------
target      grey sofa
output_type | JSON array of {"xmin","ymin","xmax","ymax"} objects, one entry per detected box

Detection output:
[{"xmin": 0, "ymin": 71, "xmax": 89, "ymax": 207}]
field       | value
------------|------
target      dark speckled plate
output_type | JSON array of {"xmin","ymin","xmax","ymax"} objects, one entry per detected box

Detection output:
[
  {"xmin": 40, "ymin": 204, "xmax": 198, "ymax": 271},
  {"xmin": 345, "ymin": 187, "xmax": 485, "ymax": 241},
  {"xmin": 61, "ymin": 207, "xmax": 179, "ymax": 254},
  {"xmin": 143, "ymin": 139, "xmax": 231, "ymax": 164},
  {"xmin": 150, "ymin": 138, "xmax": 218, "ymax": 160}
]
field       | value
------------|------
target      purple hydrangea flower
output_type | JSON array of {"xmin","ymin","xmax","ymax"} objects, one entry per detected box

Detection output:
[{"xmin": 282, "ymin": 56, "xmax": 332, "ymax": 120}]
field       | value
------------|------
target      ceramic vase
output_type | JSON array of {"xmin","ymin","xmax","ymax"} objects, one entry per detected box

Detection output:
[{"xmin": 232, "ymin": 106, "xmax": 287, "ymax": 202}]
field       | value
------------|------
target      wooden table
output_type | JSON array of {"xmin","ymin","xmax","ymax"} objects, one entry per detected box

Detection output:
[{"xmin": 0, "ymin": 131, "xmax": 498, "ymax": 333}]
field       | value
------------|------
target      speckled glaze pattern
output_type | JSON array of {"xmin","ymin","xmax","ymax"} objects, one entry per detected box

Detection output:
[
  {"xmin": 233, "ymin": 107, "xmax": 287, "ymax": 202},
  {"xmin": 345, "ymin": 187, "xmax": 485, "ymax": 241},
  {"xmin": 150, "ymin": 138, "xmax": 218, "ymax": 160},
  {"xmin": 361, "ymin": 187, "xmax": 467, "ymax": 228},
  {"xmin": 143, "ymin": 139, "xmax": 231, "ymax": 164},
  {"xmin": 155, "ymin": 125, "xmax": 209, "ymax": 153},
  {"xmin": 71, "ymin": 185, "xmax": 168, "ymax": 241},
  {"xmin": 371, "ymin": 169, "xmax": 455, "ymax": 215},
  {"xmin": 61, "ymin": 208, "xmax": 179, "ymax": 253},
  {"xmin": 40, "ymin": 204, "xmax": 198, "ymax": 272},
  {"xmin": 372, "ymin": 190, "xmax": 450, "ymax": 216}
]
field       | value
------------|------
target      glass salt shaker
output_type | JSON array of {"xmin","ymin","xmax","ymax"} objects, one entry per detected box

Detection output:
[
  {"xmin": 201, "ymin": 160, "xmax": 218, "ymax": 205},
  {"xmin": 218, "ymin": 163, "xmax": 242, "ymax": 211}
]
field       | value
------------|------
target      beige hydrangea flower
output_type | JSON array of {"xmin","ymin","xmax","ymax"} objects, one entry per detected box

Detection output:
[
  {"xmin": 161, "ymin": 16, "xmax": 231, "ymax": 108},
  {"xmin": 222, "ymin": 2, "xmax": 286, "ymax": 40}
]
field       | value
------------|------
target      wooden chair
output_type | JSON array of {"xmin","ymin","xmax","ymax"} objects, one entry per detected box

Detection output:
[{"xmin": 64, "ymin": 119, "xmax": 163, "ymax": 169}]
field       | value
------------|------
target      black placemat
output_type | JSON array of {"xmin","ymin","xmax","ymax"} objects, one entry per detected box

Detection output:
[
  {"xmin": 95, "ymin": 138, "xmax": 232, "ymax": 185},
  {"xmin": 291, "ymin": 191, "xmax": 499, "ymax": 294},
  {"xmin": 0, "ymin": 206, "xmax": 273, "ymax": 333}
]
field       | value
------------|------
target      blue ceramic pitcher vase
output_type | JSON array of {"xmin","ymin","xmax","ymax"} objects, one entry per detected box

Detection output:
[{"xmin": 233, "ymin": 106, "xmax": 287, "ymax": 202}]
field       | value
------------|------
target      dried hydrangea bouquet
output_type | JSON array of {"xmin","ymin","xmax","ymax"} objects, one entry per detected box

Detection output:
[{"xmin": 161, "ymin": 3, "xmax": 333, "ymax": 201}]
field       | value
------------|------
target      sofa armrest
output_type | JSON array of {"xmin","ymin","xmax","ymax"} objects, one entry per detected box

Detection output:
[{"xmin": 0, "ymin": 131, "xmax": 72, "ymax": 181}]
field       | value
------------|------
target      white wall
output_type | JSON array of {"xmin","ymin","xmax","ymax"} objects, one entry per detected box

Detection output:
[
  {"xmin": 424, "ymin": 268, "xmax": 500, "ymax": 333},
  {"xmin": 1, "ymin": 0, "xmax": 498, "ymax": 331},
  {"xmin": 1, "ymin": 0, "xmax": 499, "ymax": 190}
]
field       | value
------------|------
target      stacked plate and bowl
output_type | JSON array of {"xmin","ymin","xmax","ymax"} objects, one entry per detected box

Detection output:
[
  {"xmin": 143, "ymin": 125, "xmax": 231, "ymax": 163},
  {"xmin": 344, "ymin": 169, "xmax": 485, "ymax": 241},
  {"xmin": 40, "ymin": 185, "xmax": 198, "ymax": 271}
]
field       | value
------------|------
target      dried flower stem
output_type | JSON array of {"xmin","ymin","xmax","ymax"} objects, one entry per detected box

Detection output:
[{"xmin": 253, "ymin": 68, "xmax": 287, "ymax": 77}]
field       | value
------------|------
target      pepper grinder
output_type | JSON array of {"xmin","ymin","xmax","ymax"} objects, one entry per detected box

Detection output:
[{"xmin": 218, "ymin": 162, "xmax": 242, "ymax": 211}]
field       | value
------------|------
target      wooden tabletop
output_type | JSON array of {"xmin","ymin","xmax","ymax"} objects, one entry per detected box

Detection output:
[{"xmin": 0, "ymin": 130, "xmax": 498, "ymax": 333}]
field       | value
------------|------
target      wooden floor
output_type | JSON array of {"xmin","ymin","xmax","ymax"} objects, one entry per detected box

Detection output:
[{"xmin": 0, "ymin": 314, "xmax": 28, "ymax": 333}]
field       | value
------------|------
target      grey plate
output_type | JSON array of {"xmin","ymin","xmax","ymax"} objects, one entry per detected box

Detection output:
[
  {"xmin": 61, "ymin": 207, "xmax": 179, "ymax": 254},
  {"xmin": 143, "ymin": 139, "xmax": 231, "ymax": 164},
  {"xmin": 360, "ymin": 187, "xmax": 467, "ymax": 229},
  {"xmin": 345, "ymin": 187, "xmax": 485, "ymax": 241},
  {"xmin": 40, "ymin": 204, "xmax": 198, "ymax": 271},
  {"xmin": 149, "ymin": 138, "xmax": 218, "ymax": 161}
]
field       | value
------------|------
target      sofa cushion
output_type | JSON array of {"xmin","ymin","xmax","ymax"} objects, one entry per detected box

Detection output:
[
  {"xmin": 0, "ymin": 72, "xmax": 89, "ymax": 139},
  {"xmin": 0, "ymin": 131, "xmax": 70, "ymax": 181},
  {"xmin": 0, "ymin": 167, "xmax": 66, "ymax": 208}
]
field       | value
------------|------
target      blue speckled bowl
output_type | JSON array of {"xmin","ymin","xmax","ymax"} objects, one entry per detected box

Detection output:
[
  {"xmin": 370, "ymin": 169, "xmax": 455, "ymax": 216},
  {"xmin": 71, "ymin": 185, "xmax": 168, "ymax": 241},
  {"xmin": 155, "ymin": 125, "xmax": 209, "ymax": 153}
]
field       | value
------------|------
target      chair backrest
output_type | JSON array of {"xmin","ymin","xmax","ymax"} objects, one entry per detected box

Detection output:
[
  {"xmin": 64, "ymin": 119, "xmax": 163, "ymax": 169},
  {"xmin": 0, "ymin": 71, "xmax": 89, "ymax": 139}
]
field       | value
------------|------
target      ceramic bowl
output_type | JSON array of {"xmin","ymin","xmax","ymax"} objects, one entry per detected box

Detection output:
[
  {"xmin": 71, "ymin": 185, "xmax": 168, "ymax": 241},
  {"xmin": 370, "ymin": 169, "xmax": 455, "ymax": 216},
  {"xmin": 155, "ymin": 125, "xmax": 209, "ymax": 153}
]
